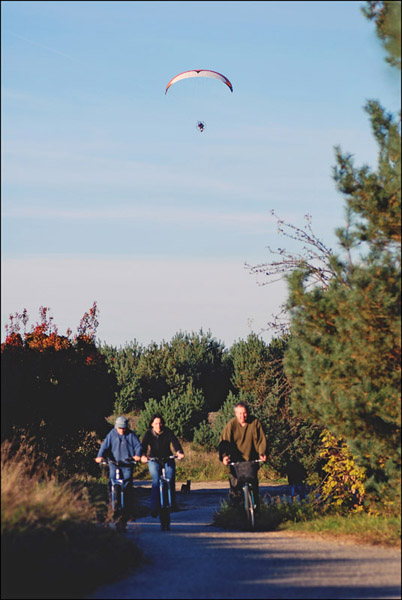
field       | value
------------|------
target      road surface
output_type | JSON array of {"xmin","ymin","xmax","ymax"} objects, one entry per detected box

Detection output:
[{"xmin": 88, "ymin": 481, "xmax": 401, "ymax": 600}]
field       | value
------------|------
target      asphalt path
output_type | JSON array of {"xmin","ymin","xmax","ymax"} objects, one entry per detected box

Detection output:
[{"xmin": 88, "ymin": 482, "xmax": 401, "ymax": 600}]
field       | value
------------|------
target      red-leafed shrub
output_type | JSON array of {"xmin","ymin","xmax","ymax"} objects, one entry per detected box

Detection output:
[{"xmin": 1, "ymin": 303, "xmax": 117, "ymax": 476}]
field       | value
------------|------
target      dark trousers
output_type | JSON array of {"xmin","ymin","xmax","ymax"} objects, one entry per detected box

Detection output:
[
  {"xmin": 148, "ymin": 459, "xmax": 177, "ymax": 511},
  {"xmin": 228, "ymin": 471, "xmax": 260, "ymax": 509}
]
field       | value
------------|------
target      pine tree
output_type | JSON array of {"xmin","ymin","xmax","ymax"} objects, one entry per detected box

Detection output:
[{"xmin": 283, "ymin": 1, "xmax": 401, "ymax": 505}]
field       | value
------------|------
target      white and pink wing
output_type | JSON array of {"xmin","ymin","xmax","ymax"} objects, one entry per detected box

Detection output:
[{"xmin": 165, "ymin": 69, "xmax": 233, "ymax": 94}]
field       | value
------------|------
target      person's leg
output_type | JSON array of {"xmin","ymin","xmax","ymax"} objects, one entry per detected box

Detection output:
[
  {"xmin": 228, "ymin": 468, "xmax": 243, "ymax": 506},
  {"xmin": 108, "ymin": 464, "xmax": 117, "ymax": 512},
  {"xmin": 147, "ymin": 461, "xmax": 161, "ymax": 514},
  {"xmin": 295, "ymin": 483, "xmax": 307, "ymax": 500},
  {"xmin": 251, "ymin": 477, "xmax": 260, "ymax": 510},
  {"xmin": 122, "ymin": 467, "xmax": 134, "ymax": 521},
  {"xmin": 108, "ymin": 464, "xmax": 127, "ymax": 520}
]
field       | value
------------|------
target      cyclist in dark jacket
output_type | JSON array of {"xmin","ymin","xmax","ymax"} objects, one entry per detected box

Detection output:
[
  {"xmin": 141, "ymin": 414, "xmax": 184, "ymax": 516},
  {"xmin": 219, "ymin": 402, "xmax": 267, "ymax": 508},
  {"xmin": 95, "ymin": 416, "xmax": 142, "ymax": 519}
]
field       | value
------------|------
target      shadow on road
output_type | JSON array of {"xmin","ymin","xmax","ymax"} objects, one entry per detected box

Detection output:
[
  {"xmin": 90, "ymin": 494, "xmax": 401, "ymax": 600},
  {"xmin": 89, "ymin": 482, "xmax": 401, "ymax": 600}
]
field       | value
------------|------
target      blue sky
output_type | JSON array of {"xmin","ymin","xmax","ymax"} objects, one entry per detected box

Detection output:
[{"xmin": 2, "ymin": 1, "xmax": 400, "ymax": 348}]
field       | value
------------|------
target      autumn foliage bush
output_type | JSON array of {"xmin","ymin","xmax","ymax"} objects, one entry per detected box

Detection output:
[
  {"xmin": 1, "ymin": 303, "xmax": 116, "ymax": 476},
  {"xmin": 314, "ymin": 430, "xmax": 367, "ymax": 513}
]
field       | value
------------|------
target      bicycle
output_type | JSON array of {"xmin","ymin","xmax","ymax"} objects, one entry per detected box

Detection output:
[
  {"xmin": 100, "ymin": 457, "xmax": 136, "ymax": 531},
  {"xmin": 229, "ymin": 459, "xmax": 264, "ymax": 531},
  {"xmin": 147, "ymin": 455, "xmax": 178, "ymax": 531}
]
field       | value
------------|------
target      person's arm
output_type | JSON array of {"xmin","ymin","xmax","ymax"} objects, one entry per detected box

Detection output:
[
  {"xmin": 95, "ymin": 432, "xmax": 111, "ymax": 463},
  {"xmin": 140, "ymin": 431, "xmax": 150, "ymax": 463},
  {"xmin": 131, "ymin": 432, "xmax": 143, "ymax": 461},
  {"xmin": 255, "ymin": 420, "xmax": 267, "ymax": 461},
  {"xmin": 169, "ymin": 430, "xmax": 184, "ymax": 459},
  {"xmin": 218, "ymin": 421, "xmax": 233, "ymax": 465}
]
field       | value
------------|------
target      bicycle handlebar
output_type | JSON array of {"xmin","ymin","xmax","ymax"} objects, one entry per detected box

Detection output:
[
  {"xmin": 100, "ymin": 457, "xmax": 137, "ymax": 467},
  {"xmin": 228, "ymin": 459, "xmax": 265, "ymax": 466},
  {"xmin": 147, "ymin": 455, "xmax": 179, "ymax": 464}
]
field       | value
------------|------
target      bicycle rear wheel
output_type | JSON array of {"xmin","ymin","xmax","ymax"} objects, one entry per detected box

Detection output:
[{"xmin": 243, "ymin": 485, "xmax": 255, "ymax": 531}]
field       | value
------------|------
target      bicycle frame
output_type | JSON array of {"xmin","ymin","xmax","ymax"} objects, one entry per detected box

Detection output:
[
  {"xmin": 159, "ymin": 463, "xmax": 172, "ymax": 508},
  {"xmin": 229, "ymin": 459, "xmax": 264, "ymax": 531},
  {"xmin": 101, "ymin": 458, "xmax": 135, "ymax": 530},
  {"xmin": 242, "ymin": 482, "xmax": 256, "ymax": 530}
]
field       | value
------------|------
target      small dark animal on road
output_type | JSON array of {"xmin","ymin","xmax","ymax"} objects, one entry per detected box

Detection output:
[{"xmin": 181, "ymin": 480, "xmax": 191, "ymax": 493}]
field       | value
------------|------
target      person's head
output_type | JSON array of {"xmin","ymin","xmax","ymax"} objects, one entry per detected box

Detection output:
[
  {"xmin": 234, "ymin": 402, "xmax": 248, "ymax": 426},
  {"xmin": 115, "ymin": 416, "xmax": 128, "ymax": 435},
  {"xmin": 150, "ymin": 414, "xmax": 165, "ymax": 434}
]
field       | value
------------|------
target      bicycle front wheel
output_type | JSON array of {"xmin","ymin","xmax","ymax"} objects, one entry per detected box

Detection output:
[
  {"xmin": 243, "ymin": 485, "xmax": 255, "ymax": 531},
  {"xmin": 159, "ymin": 507, "xmax": 170, "ymax": 531},
  {"xmin": 161, "ymin": 481, "xmax": 170, "ymax": 508},
  {"xmin": 159, "ymin": 480, "xmax": 171, "ymax": 531},
  {"xmin": 111, "ymin": 485, "xmax": 122, "ymax": 514},
  {"xmin": 110, "ymin": 485, "xmax": 126, "ymax": 530}
]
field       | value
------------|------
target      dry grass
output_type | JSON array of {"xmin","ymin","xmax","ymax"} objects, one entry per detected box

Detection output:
[
  {"xmin": 1, "ymin": 440, "xmax": 97, "ymax": 529},
  {"xmin": 1, "ymin": 440, "xmax": 143, "ymax": 600},
  {"xmin": 175, "ymin": 442, "xmax": 229, "ymax": 481}
]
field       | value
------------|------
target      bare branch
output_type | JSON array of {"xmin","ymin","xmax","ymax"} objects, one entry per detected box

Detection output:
[
  {"xmin": 245, "ymin": 211, "xmax": 335, "ymax": 336},
  {"xmin": 246, "ymin": 210, "xmax": 335, "ymax": 290}
]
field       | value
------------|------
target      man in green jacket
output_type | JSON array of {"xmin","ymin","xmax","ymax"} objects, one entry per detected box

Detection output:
[{"xmin": 219, "ymin": 402, "xmax": 267, "ymax": 507}]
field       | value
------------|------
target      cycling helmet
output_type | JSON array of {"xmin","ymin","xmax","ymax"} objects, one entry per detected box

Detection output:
[{"xmin": 115, "ymin": 416, "xmax": 128, "ymax": 429}]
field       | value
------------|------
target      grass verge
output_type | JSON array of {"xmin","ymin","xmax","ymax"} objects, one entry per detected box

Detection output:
[
  {"xmin": 212, "ymin": 496, "xmax": 401, "ymax": 547},
  {"xmin": 283, "ymin": 512, "xmax": 401, "ymax": 547}
]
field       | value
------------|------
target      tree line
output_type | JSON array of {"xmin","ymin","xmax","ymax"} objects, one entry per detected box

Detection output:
[
  {"xmin": 0, "ymin": 309, "xmax": 324, "ymax": 482},
  {"xmin": 99, "ymin": 331, "xmax": 325, "ymax": 479}
]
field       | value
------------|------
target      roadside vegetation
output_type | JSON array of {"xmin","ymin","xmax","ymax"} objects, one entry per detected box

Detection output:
[
  {"xmin": 1, "ymin": 2, "xmax": 400, "ymax": 598},
  {"xmin": 212, "ymin": 497, "xmax": 401, "ymax": 547},
  {"xmin": 1, "ymin": 440, "xmax": 144, "ymax": 600}
]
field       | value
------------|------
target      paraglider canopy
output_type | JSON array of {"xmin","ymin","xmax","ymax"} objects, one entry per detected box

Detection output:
[{"xmin": 165, "ymin": 69, "xmax": 233, "ymax": 94}]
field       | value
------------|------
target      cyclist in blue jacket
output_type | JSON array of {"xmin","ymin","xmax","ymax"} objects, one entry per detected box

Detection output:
[{"xmin": 95, "ymin": 416, "xmax": 142, "ymax": 519}]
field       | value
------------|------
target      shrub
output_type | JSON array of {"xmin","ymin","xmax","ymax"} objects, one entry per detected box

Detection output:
[
  {"xmin": 193, "ymin": 420, "xmax": 217, "ymax": 451},
  {"xmin": 1, "ymin": 305, "xmax": 115, "ymax": 476},
  {"xmin": 136, "ymin": 385, "xmax": 207, "ymax": 440},
  {"xmin": 315, "ymin": 430, "xmax": 367, "ymax": 513}
]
